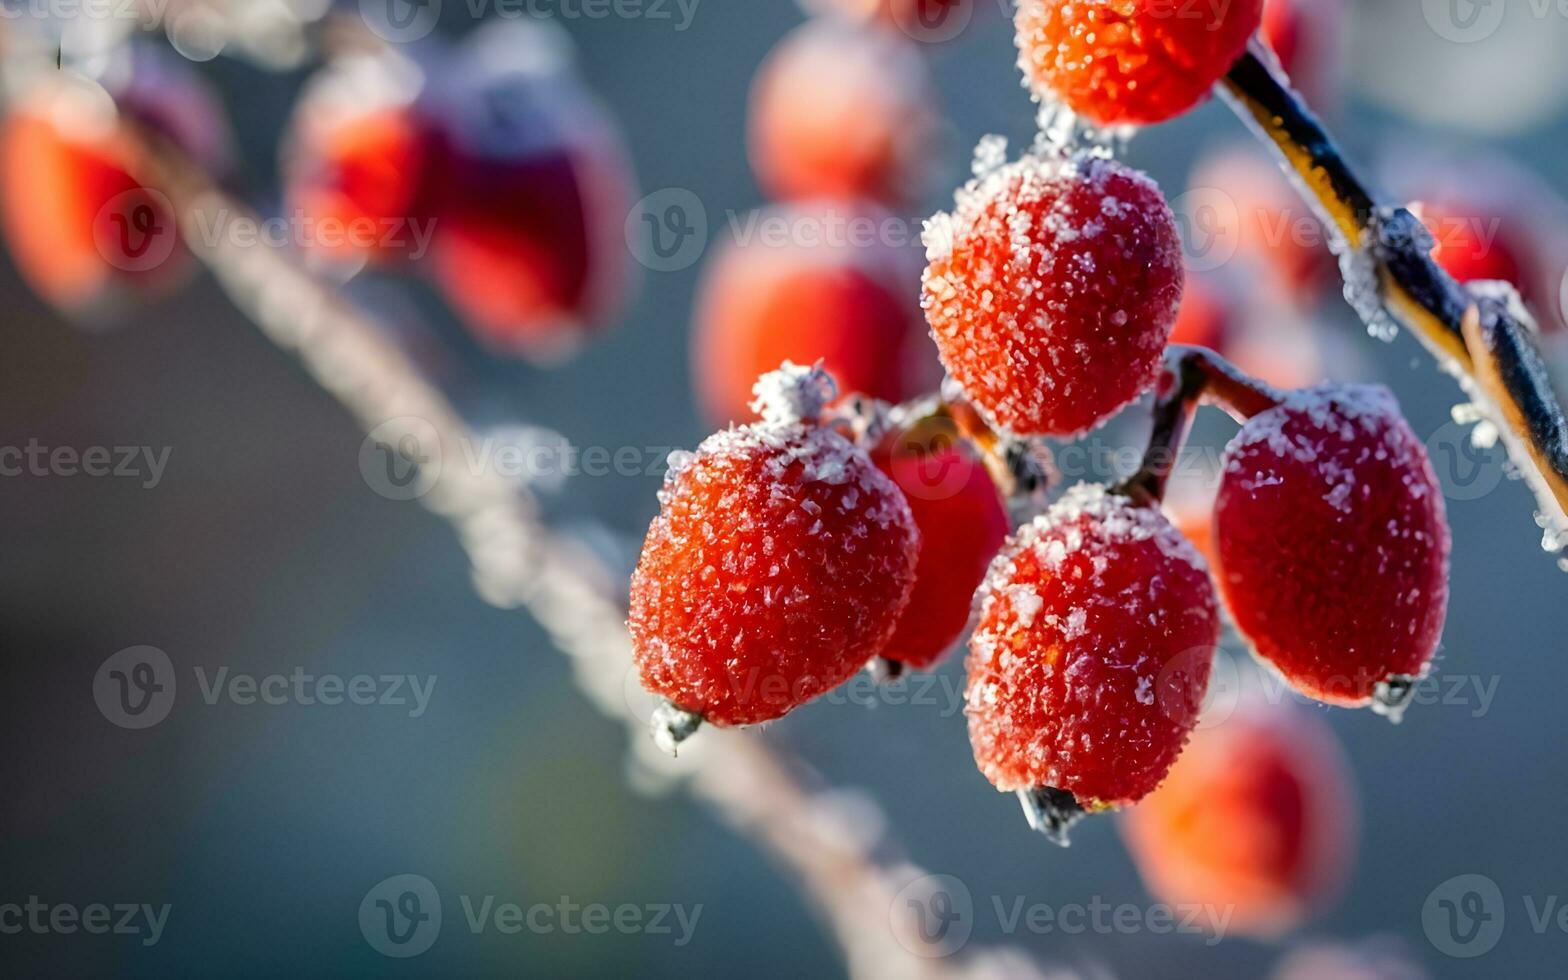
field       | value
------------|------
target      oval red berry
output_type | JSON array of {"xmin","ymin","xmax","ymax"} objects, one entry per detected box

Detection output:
[
  {"xmin": 630, "ymin": 409, "xmax": 919, "ymax": 726},
  {"xmin": 1015, "ymin": 0, "xmax": 1265, "ymax": 127},
  {"xmin": 923, "ymin": 153, "xmax": 1183, "ymax": 437},
  {"xmin": 966, "ymin": 484, "xmax": 1220, "ymax": 808},
  {"xmin": 1213, "ymin": 384, "xmax": 1451, "ymax": 707}
]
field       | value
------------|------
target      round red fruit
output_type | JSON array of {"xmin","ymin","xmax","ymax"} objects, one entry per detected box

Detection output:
[
  {"xmin": 694, "ymin": 201, "xmax": 927, "ymax": 425},
  {"xmin": 923, "ymin": 152, "xmax": 1183, "ymax": 436},
  {"xmin": 1, "ymin": 51, "xmax": 227, "ymax": 314},
  {"xmin": 424, "ymin": 22, "xmax": 635, "ymax": 361},
  {"xmin": 1014, "ymin": 0, "xmax": 1265, "ymax": 127},
  {"xmin": 966, "ymin": 483, "xmax": 1220, "ymax": 808},
  {"xmin": 630, "ymin": 365, "xmax": 920, "ymax": 727},
  {"xmin": 1213, "ymin": 384, "xmax": 1451, "ymax": 710},
  {"xmin": 284, "ymin": 51, "xmax": 434, "ymax": 267},
  {"xmin": 1416, "ymin": 199, "xmax": 1534, "ymax": 296},
  {"xmin": 872, "ymin": 435, "xmax": 1010, "ymax": 670},
  {"xmin": 1122, "ymin": 701, "xmax": 1357, "ymax": 938},
  {"xmin": 749, "ymin": 21, "xmax": 938, "ymax": 206}
]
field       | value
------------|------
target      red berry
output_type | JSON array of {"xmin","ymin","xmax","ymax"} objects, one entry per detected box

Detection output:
[
  {"xmin": 424, "ymin": 23, "xmax": 635, "ymax": 360},
  {"xmin": 693, "ymin": 202, "xmax": 928, "ymax": 425},
  {"xmin": 630, "ymin": 365, "xmax": 920, "ymax": 727},
  {"xmin": 284, "ymin": 52, "xmax": 434, "ymax": 267},
  {"xmin": 1, "ymin": 52, "xmax": 227, "ymax": 313},
  {"xmin": 1187, "ymin": 145, "xmax": 1338, "ymax": 302},
  {"xmin": 1214, "ymin": 384, "xmax": 1451, "ymax": 710},
  {"xmin": 872, "ymin": 438, "xmax": 1010, "ymax": 669},
  {"xmin": 1014, "ymin": 0, "xmax": 1265, "ymax": 127},
  {"xmin": 923, "ymin": 153, "xmax": 1183, "ymax": 436},
  {"xmin": 966, "ymin": 484, "xmax": 1220, "ymax": 809},
  {"xmin": 1417, "ymin": 199, "xmax": 1533, "ymax": 296},
  {"xmin": 749, "ymin": 21, "xmax": 938, "ymax": 206},
  {"xmin": 1122, "ymin": 702, "xmax": 1357, "ymax": 938}
]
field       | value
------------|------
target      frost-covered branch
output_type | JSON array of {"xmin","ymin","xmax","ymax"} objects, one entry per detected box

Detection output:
[{"xmin": 1220, "ymin": 43, "xmax": 1568, "ymax": 551}]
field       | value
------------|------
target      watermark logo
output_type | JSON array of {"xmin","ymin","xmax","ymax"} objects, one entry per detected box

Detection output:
[
  {"xmin": 1170, "ymin": 187, "xmax": 1241, "ymax": 273},
  {"xmin": 626, "ymin": 188, "xmax": 707, "ymax": 272},
  {"xmin": 1423, "ymin": 873, "xmax": 1505, "ymax": 958},
  {"xmin": 93, "ymin": 646, "xmax": 177, "ymax": 730},
  {"xmin": 361, "ymin": 874, "xmax": 443, "ymax": 958},
  {"xmin": 891, "ymin": 874, "xmax": 974, "ymax": 958},
  {"xmin": 1421, "ymin": 0, "xmax": 1507, "ymax": 43},
  {"xmin": 1425, "ymin": 419, "xmax": 1507, "ymax": 502},
  {"xmin": 361, "ymin": 417, "xmax": 443, "ymax": 501},
  {"xmin": 360, "ymin": 0, "xmax": 442, "ymax": 43},
  {"xmin": 93, "ymin": 188, "xmax": 179, "ymax": 275},
  {"xmin": 890, "ymin": 0, "xmax": 974, "ymax": 44}
]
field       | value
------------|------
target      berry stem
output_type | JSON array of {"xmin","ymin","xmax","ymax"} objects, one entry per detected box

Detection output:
[
  {"xmin": 1220, "ymin": 43, "xmax": 1568, "ymax": 534},
  {"xmin": 882, "ymin": 391, "xmax": 1056, "ymax": 504},
  {"xmin": 1121, "ymin": 345, "xmax": 1282, "ymax": 507}
]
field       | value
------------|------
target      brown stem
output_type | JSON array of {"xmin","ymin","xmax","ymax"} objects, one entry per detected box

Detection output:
[
  {"xmin": 1220, "ymin": 45, "xmax": 1568, "ymax": 530},
  {"xmin": 1120, "ymin": 346, "xmax": 1282, "ymax": 507}
]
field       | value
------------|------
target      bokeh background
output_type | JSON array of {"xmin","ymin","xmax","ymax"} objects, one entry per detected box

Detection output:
[{"xmin": 4, "ymin": 1, "xmax": 1568, "ymax": 976}]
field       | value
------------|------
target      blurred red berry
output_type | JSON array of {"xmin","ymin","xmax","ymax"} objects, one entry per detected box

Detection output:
[
  {"xmin": 1122, "ymin": 702, "xmax": 1357, "ymax": 938},
  {"xmin": 693, "ymin": 201, "xmax": 928, "ymax": 425},
  {"xmin": 872, "ymin": 437, "xmax": 1009, "ymax": 669},
  {"xmin": 923, "ymin": 152, "xmax": 1183, "ymax": 436},
  {"xmin": 1415, "ymin": 199, "xmax": 1535, "ymax": 298},
  {"xmin": 1188, "ymin": 145, "xmax": 1338, "ymax": 302},
  {"xmin": 1261, "ymin": 0, "xmax": 1346, "ymax": 113},
  {"xmin": 1214, "ymin": 384, "xmax": 1451, "ymax": 710},
  {"xmin": 749, "ymin": 21, "xmax": 939, "ymax": 207},
  {"xmin": 1014, "ymin": 0, "xmax": 1265, "ymax": 127},
  {"xmin": 423, "ymin": 22, "xmax": 636, "ymax": 360},
  {"xmin": 1, "ymin": 48, "xmax": 228, "ymax": 314},
  {"xmin": 284, "ymin": 51, "xmax": 434, "ymax": 267},
  {"xmin": 966, "ymin": 484, "xmax": 1220, "ymax": 808},
  {"xmin": 630, "ymin": 365, "xmax": 919, "ymax": 726}
]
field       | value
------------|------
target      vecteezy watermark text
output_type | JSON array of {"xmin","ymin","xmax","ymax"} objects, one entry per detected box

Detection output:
[
  {"xmin": 0, "ymin": 441, "xmax": 170, "ymax": 489},
  {"xmin": 0, "ymin": 898, "xmax": 170, "ymax": 947},
  {"xmin": 358, "ymin": 874, "xmax": 700, "ymax": 958}
]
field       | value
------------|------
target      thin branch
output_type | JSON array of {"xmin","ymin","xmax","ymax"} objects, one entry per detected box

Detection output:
[
  {"xmin": 1220, "ymin": 44, "xmax": 1568, "ymax": 540},
  {"xmin": 107, "ymin": 99, "xmax": 1045, "ymax": 980},
  {"xmin": 1120, "ymin": 345, "xmax": 1283, "ymax": 507}
]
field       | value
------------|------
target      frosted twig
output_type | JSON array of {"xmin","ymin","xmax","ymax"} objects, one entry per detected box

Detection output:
[
  {"xmin": 111, "ymin": 107, "xmax": 1043, "ymax": 980},
  {"xmin": 1220, "ymin": 43, "xmax": 1568, "ymax": 547}
]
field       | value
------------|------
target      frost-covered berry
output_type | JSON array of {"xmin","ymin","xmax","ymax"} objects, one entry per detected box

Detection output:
[
  {"xmin": 1213, "ymin": 384, "xmax": 1451, "ymax": 712},
  {"xmin": 694, "ymin": 201, "xmax": 928, "ymax": 425},
  {"xmin": 629, "ymin": 364, "xmax": 920, "ymax": 728},
  {"xmin": 749, "ymin": 21, "xmax": 938, "ymax": 206},
  {"xmin": 1014, "ymin": 0, "xmax": 1265, "ymax": 127},
  {"xmin": 966, "ymin": 484, "xmax": 1220, "ymax": 814},
  {"xmin": 872, "ymin": 440, "xmax": 1010, "ymax": 670},
  {"xmin": 1121, "ymin": 702, "xmax": 1356, "ymax": 938},
  {"xmin": 922, "ymin": 153, "xmax": 1183, "ymax": 436}
]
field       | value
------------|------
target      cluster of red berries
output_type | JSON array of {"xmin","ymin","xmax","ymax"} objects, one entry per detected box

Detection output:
[
  {"xmin": 284, "ymin": 20, "xmax": 635, "ymax": 361},
  {"xmin": 634, "ymin": 2, "xmax": 1458, "ymax": 852}
]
